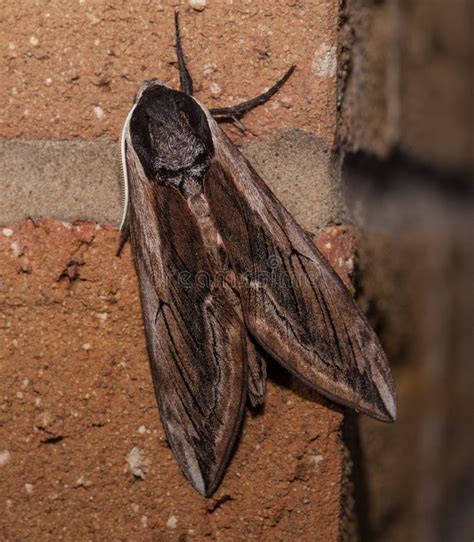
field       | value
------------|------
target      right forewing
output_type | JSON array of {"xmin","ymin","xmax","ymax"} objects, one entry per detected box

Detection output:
[{"xmin": 203, "ymin": 124, "xmax": 396, "ymax": 422}]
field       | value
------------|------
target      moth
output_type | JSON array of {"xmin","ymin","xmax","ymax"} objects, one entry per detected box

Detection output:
[{"xmin": 119, "ymin": 13, "xmax": 396, "ymax": 497}]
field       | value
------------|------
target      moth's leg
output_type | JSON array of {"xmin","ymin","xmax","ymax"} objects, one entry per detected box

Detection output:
[
  {"xmin": 174, "ymin": 11, "xmax": 194, "ymax": 95},
  {"xmin": 210, "ymin": 65, "xmax": 295, "ymax": 119},
  {"xmin": 246, "ymin": 335, "xmax": 267, "ymax": 407},
  {"xmin": 229, "ymin": 116, "xmax": 257, "ymax": 136},
  {"xmin": 116, "ymin": 223, "xmax": 130, "ymax": 257}
]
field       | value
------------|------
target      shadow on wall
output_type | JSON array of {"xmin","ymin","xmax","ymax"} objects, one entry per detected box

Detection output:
[{"xmin": 343, "ymin": 150, "xmax": 474, "ymax": 542}]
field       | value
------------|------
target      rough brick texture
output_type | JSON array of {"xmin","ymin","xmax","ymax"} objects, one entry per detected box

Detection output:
[{"xmin": 2, "ymin": 0, "xmax": 338, "ymax": 145}]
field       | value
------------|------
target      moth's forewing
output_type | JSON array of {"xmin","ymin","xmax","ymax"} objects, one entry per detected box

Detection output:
[{"xmin": 202, "ymin": 118, "xmax": 396, "ymax": 423}]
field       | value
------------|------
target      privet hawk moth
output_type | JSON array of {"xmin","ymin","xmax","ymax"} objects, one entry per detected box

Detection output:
[{"xmin": 118, "ymin": 13, "xmax": 396, "ymax": 497}]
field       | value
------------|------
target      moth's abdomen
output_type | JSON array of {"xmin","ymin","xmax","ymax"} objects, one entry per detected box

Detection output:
[{"xmin": 187, "ymin": 192, "xmax": 228, "ymax": 272}]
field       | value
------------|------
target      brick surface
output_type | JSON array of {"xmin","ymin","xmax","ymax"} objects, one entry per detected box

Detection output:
[
  {"xmin": 357, "ymin": 231, "xmax": 474, "ymax": 542},
  {"xmin": 1, "ymin": 0, "xmax": 339, "ymax": 145}
]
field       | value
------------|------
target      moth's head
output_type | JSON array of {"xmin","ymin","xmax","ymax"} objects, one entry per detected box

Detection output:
[{"xmin": 128, "ymin": 80, "xmax": 214, "ymax": 189}]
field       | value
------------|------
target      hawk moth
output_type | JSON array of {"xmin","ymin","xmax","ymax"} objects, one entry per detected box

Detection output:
[{"xmin": 119, "ymin": 13, "xmax": 396, "ymax": 497}]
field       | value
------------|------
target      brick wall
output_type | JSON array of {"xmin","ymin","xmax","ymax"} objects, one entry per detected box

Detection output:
[{"xmin": 1, "ymin": 1, "xmax": 472, "ymax": 540}]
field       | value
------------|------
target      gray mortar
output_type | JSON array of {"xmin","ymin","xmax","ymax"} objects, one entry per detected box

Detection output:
[
  {"xmin": 242, "ymin": 129, "xmax": 347, "ymax": 232},
  {"xmin": 0, "ymin": 129, "xmax": 346, "ymax": 230},
  {"xmin": 0, "ymin": 139, "xmax": 121, "ymax": 226}
]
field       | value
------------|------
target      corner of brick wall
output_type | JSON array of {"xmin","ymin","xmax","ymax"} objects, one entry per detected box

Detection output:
[{"xmin": 337, "ymin": 0, "xmax": 474, "ymax": 540}]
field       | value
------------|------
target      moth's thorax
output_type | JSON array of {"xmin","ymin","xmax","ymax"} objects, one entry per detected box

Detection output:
[
  {"xmin": 134, "ymin": 78, "xmax": 167, "ymax": 102},
  {"xmin": 129, "ymin": 82, "xmax": 214, "ymax": 195}
]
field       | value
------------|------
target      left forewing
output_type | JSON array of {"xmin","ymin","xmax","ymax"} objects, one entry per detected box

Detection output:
[{"xmin": 128, "ymin": 161, "xmax": 247, "ymax": 496}]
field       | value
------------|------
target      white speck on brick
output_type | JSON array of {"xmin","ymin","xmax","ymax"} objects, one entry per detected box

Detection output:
[
  {"xmin": 310, "ymin": 453, "xmax": 324, "ymax": 465},
  {"xmin": 35, "ymin": 411, "xmax": 53, "ymax": 429},
  {"xmin": 25, "ymin": 483, "xmax": 34, "ymax": 494},
  {"xmin": 312, "ymin": 43, "xmax": 337, "ymax": 78},
  {"xmin": 29, "ymin": 36, "xmax": 39, "ymax": 47},
  {"xmin": 44, "ymin": 77, "xmax": 53, "ymax": 86},
  {"xmin": 203, "ymin": 63, "xmax": 217, "ymax": 77},
  {"xmin": 2, "ymin": 228, "xmax": 13, "ymax": 237},
  {"xmin": 126, "ymin": 447, "xmax": 150, "ymax": 479},
  {"xmin": 166, "ymin": 515, "xmax": 178, "ymax": 529},
  {"xmin": 138, "ymin": 425, "xmax": 147, "ymax": 435},
  {"xmin": 10, "ymin": 242, "xmax": 22, "ymax": 257},
  {"xmin": 210, "ymin": 82, "xmax": 222, "ymax": 98},
  {"xmin": 325, "ymin": 242, "xmax": 332, "ymax": 250},
  {"xmin": 34, "ymin": 398, "xmax": 42, "ymax": 409},
  {"xmin": 86, "ymin": 13, "xmax": 101, "ymax": 25},
  {"xmin": 82, "ymin": 343, "xmax": 92, "ymax": 351},
  {"xmin": 141, "ymin": 515, "xmax": 148, "ymax": 527},
  {"xmin": 22, "ymin": 379, "xmax": 30, "ymax": 388},
  {"xmin": 280, "ymin": 96, "xmax": 293, "ymax": 109},
  {"xmin": 16, "ymin": 391, "xmax": 24, "ymax": 399},
  {"xmin": 0, "ymin": 450, "xmax": 11, "ymax": 467},
  {"xmin": 131, "ymin": 503, "xmax": 139, "ymax": 513},
  {"xmin": 97, "ymin": 312, "xmax": 108, "ymax": 321},
  {"xmin": 189, "ymin": 0, "xmax": 207, "ymax": 11},
  {"xmin": 93, "ymin": 106, "xmax": 105, "ymax": 120}
]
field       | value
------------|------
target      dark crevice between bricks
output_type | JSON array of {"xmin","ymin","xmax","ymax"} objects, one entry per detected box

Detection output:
[{"xmin": 343, "ymin": 148, "xmax": 474, "ymax": 198}]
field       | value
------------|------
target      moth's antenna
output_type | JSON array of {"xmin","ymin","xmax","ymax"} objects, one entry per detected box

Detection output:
[
  {"xmin": 210, "ymin": 65, "xmax": 296, "ymax": 119},
  {"xmin": 174, "ymin": 11, "xmax": 194, "ymax": 95}
]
